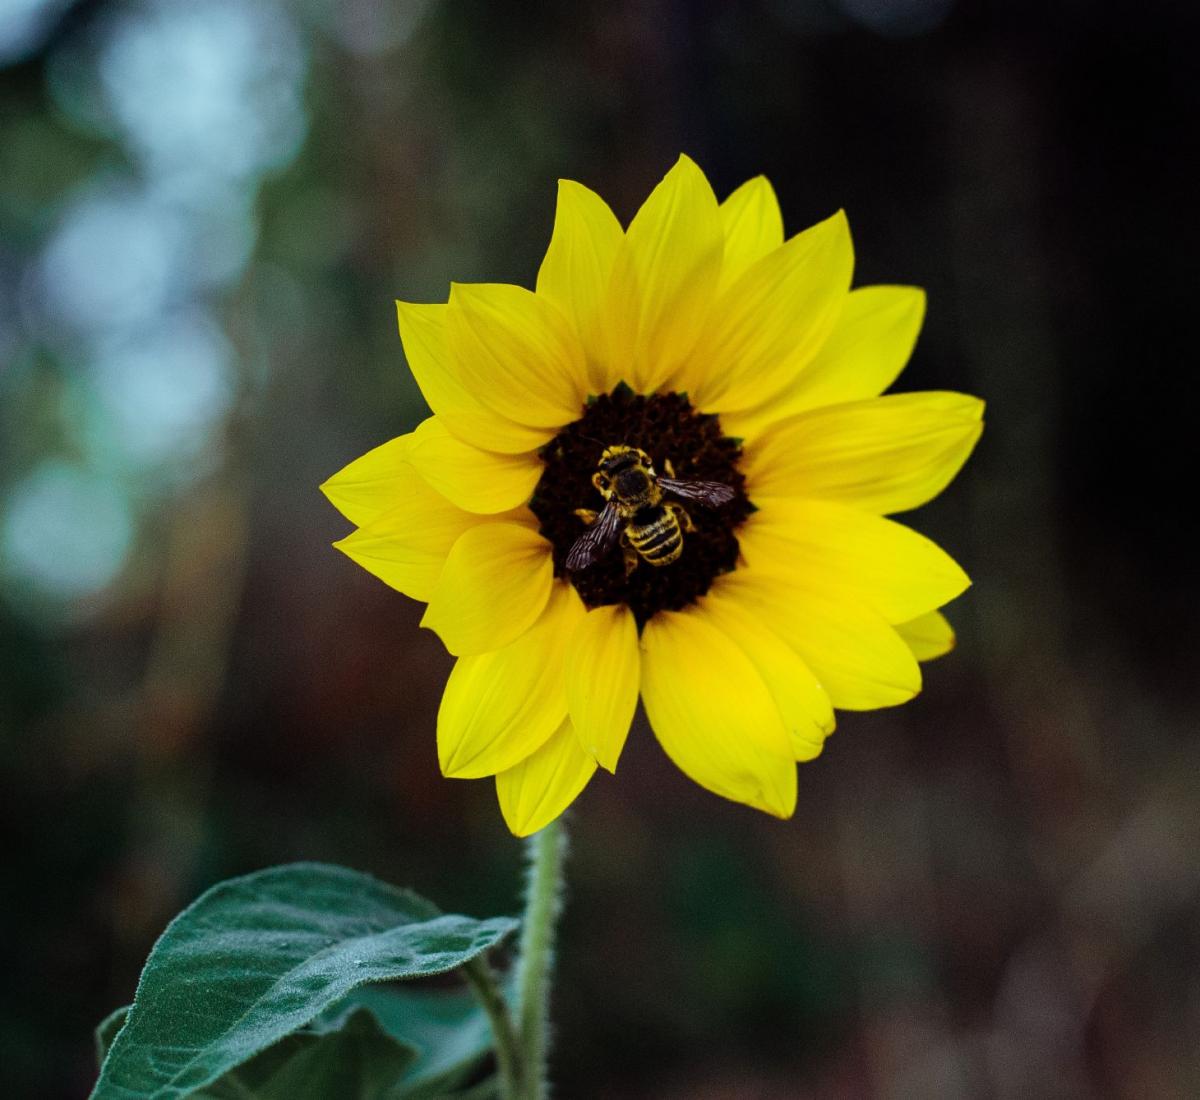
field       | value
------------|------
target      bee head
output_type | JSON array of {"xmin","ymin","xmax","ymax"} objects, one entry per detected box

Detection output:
[
  {"xmin": 615, "ymin": 467, "xmax": 649, "ymax": 497},
  {"xmin": 595, "ymin": 445, "xmax": 657, "ymax": 503},
  {"xmin": 592, "ymin": 467, "xmax": 649, "ymax": 500}
]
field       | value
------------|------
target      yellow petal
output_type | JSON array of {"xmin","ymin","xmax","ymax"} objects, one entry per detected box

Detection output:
[
  {"xmin": 895, "ymin": 609, "xmax": 956, "ymax": 662},
  {"xmin": 536, "ymin": 179, "xmax": 625, "ymax": 394},
  {"xmin": 320, "ymin": 433, "xmax": 416, "ymax": 527},
  {"xmin": 624, "ymin": 155, "xmax": 723, "ymax": 393},
  {"xmin": 718, "ymin": 176, "xmax": 784, "ymax": 292},
  {"xmin": 421, "ymin": 522, "xmax": 553, "ymax": 656},
  {"xmin": 564, "ymin": 603, "xmax": 639, "ymax": 772},
  {"xmin": 700, "ymin": 583, "xmax": 833, "ymax": 761},
  {"xmin": 640, "ymin": 606, "xmax": 797, "ymax": 818},
  {"xmin": 404, "ymin": 417, "xmax": 541, "ymax": 515},
  {"xmin": 742, "ymin": 391, "xmax": 984, "ymax": 515},
  {"xmin": 790, "ymin": 285, "xmax": 925, "ymax": 408},
  {"xmin": 722, "ymin": 570, "xmax": 921, "ymax": 711},
  {"xmin": 447, "ymin": 283, "xmax": 586, "ymax": 429},
  {"xmin": 599, "ymin": 238, "xmax": 640, "ymax": 390},
  {"xmin": 438, "ymin": 582, "xmax": 583, "ymax": 779},
  {"xmin": 495, "ymin": 716, "xmax": 598, "ymax": 838},
  {"xmin": 333, "ymin": 468, "xmax": 497, "ymax": 601},
  {"xmin": 739, "ymin": 500, "xmax": 970, "ymax": 624},
  {"xmin": 725, "ymin": 285, "xmax": 926, "ymax": 437},
  {"xmin": 396, "ymin": 300, "xmax": 551, "ymax": 455},
  {"xmin": 692, "ymin": 210, "xmax": 853, "ymax": 414}
]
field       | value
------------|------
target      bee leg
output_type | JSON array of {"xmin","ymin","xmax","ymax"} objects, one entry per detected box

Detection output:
[
  {"xmin": 664, "ymin": 458, "xmax": 676, "ymax": 478},
  {"xmin": 620, "ymin": 532, "xmax": 639, "ymax": 576},
  {"xmin": 574, "ymin": 508, "xmax": 599, "ymax": 526},
  {"xmin": 668, "ymin": 501, "xmax": 695, "ymax": 533}
]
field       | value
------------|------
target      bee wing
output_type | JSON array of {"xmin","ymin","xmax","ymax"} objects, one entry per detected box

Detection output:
[
  {"xmin": 566, "ymin": 501, "xmax": 623, "ymax": 571},
  {"xmin": 658, "ymin": 477, "xmax": 736, "ymax": 508}
]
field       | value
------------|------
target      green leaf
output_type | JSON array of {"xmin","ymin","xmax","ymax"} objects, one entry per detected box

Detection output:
[
  {"xmin": 93, "ymin": 987, "xmax": 512, "ymax": 1098},
  {"xmin": 343, "ymin": 983, "xmax": 511, "ymax": 1097},
  {"xmin": 96, "ymin": 1006, "xmax": 130, "ymax": 1066},
  {"xmin": 201, "ymin": 1006, "xmax": 419, "ymax": 1099},
  {"xmin": 95, "ymin": 990, "xmax": 503, "ymax": 1099},
  {"xmin": 96, "ymin": 1004, "xmax": 420, "ymax": 1099},
  {"xmin": 91, "ymin": 863, "xmax": 517, "ymax": 1100}
]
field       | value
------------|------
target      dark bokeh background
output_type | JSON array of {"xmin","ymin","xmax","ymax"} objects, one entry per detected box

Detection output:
[{"xmin": 3, "ymin": 0, "xmax": 1199, "ymax": 1096}]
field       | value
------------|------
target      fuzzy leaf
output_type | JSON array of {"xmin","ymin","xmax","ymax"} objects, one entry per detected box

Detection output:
[
  {"xmin": 95, "ymin": 988, "xmax": 505, "ymax": 1099},
  {"xmin": 90, "ymin": 863, "xmax": 517, "ymax": 1100}
]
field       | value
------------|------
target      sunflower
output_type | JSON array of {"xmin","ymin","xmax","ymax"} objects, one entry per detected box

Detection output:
[{"xmin": 322, "ymin": 156, "xmax": 982, "ymax": 836}]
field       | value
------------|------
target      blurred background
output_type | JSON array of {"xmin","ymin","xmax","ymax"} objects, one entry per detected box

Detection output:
[{"xmin": 2, "ymin": 0, "xmax": 1199, "ymax": 1096}]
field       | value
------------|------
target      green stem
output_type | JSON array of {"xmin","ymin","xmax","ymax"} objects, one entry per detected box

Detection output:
[
  {"xmin": 515, "ymin": 817, "xmax": 566, "ymax": 1099},
  {"xmin": 462, "ymin": 957, "xmax": 523, "ymax": 1100}
]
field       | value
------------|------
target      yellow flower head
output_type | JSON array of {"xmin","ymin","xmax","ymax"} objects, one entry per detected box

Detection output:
[{"xmin": 322, "ymin": 156, "xmax": 983, "ymax": 836}]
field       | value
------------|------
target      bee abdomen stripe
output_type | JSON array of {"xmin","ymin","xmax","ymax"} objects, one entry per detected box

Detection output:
[
  {"xmin": 640, "ymin": 534, "xmax": 681, "ymax": 557},
  {"xmin": 639, "ymin": 523, "xmax": 673, "ymax": 541},
  {"xmin": 633, "ymin": 526, "xmax": 677, "ymax": 551},
  {"xmin": 643, "ymin": 543, "xmax": 682, "ymax": 564}
]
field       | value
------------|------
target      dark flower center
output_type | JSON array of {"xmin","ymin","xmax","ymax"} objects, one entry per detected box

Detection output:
[{"xmin": 529, "ymin": 384, "xmax": 752, "ymax": 627}]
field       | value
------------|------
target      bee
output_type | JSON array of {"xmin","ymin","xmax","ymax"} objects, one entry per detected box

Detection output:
[{"xmin": 566, "ymin": 445, "xmax": 736, "ymax": 575}]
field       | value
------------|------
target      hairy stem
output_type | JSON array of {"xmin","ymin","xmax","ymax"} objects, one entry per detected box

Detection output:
[{"xmin": 515, "ymin": 818, "xmax": 567, "ymax": 1099}]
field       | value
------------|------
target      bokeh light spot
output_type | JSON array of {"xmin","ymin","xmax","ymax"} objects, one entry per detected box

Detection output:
[
  {"xmin": 34, "ymin": 183, "xmax": 184, "ymax": 337},
  {"xmin": 98, "ymin": 0, "xmax": 307, "ymax": 196},
  {"xmin": 2, "ymin": 460, "xmax": 134, "ymax": 600},
  {"xmin": 88, "ymin": 309, "xmax": 235, "ymax": 471},
  {"xmin": 0, "ymin": 0, "xmax": 73, "ymax": 65}
]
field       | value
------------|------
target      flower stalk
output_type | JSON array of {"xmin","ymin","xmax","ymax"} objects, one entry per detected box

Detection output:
[{"xmin": 514, "ymin": 817, "xmax": 566, "ymax": 1100}]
